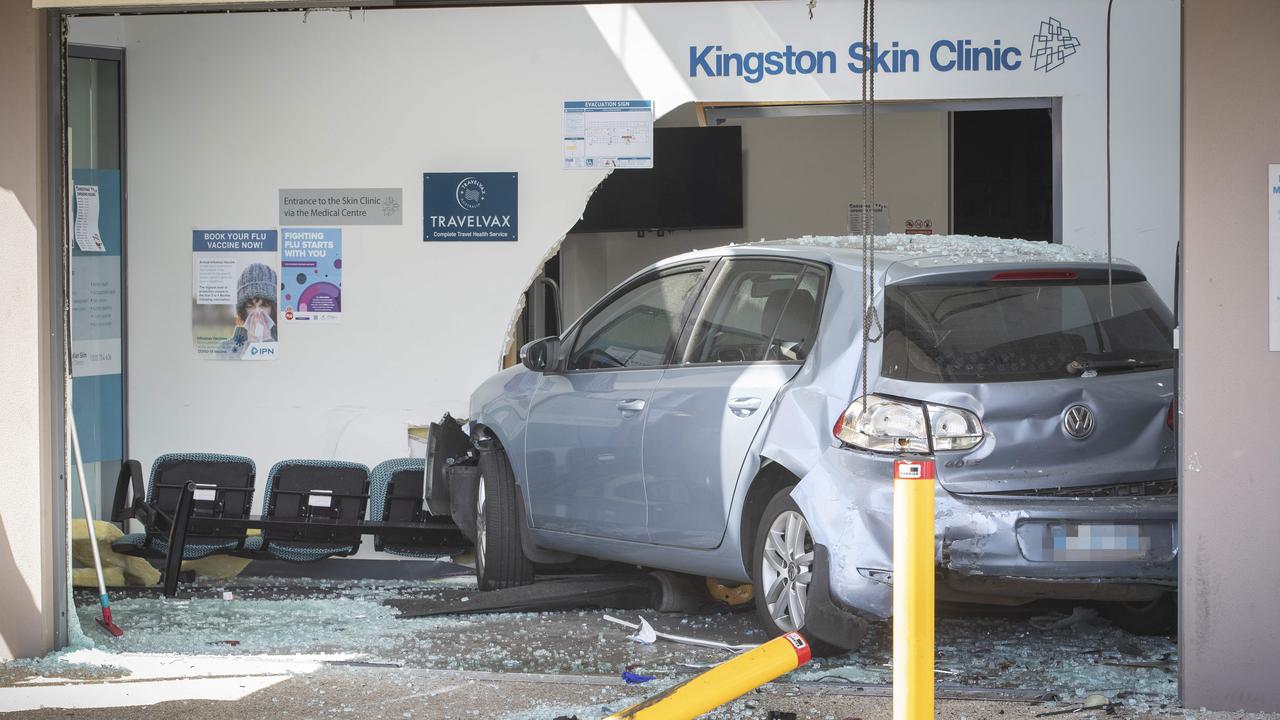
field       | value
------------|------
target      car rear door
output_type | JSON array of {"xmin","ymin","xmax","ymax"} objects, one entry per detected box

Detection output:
[
  {"xmin": 642, "ymin": 258, "xmax": 828, "ymax": 548},
  {"xmin": 524, "ymin": 263, "xmax": 708, "ymax": 541}
]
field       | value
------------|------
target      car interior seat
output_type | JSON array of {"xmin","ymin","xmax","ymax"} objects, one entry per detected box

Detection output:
[{"xmin": 762, "ymin": 288, "xmax": 817, "ymax": 361}]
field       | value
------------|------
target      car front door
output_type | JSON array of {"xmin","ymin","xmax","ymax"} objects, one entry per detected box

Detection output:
[
  {"xmin": 642, "ymin": 258, "xmax": 827, "ymax": 548},
  {"xmin": 524, "ymin": 263, "xmax": 708, "ymax": 541}
]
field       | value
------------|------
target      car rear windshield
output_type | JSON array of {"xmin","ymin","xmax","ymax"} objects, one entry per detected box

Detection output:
[{"xmin": 882, "ymin": 280, "xmax": 1175, "ymax": 382}]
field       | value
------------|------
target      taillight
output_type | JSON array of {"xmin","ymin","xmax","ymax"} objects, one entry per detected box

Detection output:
[
  {"xmin": 990, "ymin": 270, "xmax": 1078, "ymax": 282},
  {"xmin": 834, "ymin": 395, "xmax": 984, "ymax": 453}
]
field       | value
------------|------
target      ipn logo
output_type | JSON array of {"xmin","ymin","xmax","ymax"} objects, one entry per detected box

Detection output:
[
  {"xmin": 1030, "ymin": 17, "xmax": 1080, "ymax": 72},
  {"xmin": 455, "ymin": 177, "xmax": 486, "ymax": 211}
]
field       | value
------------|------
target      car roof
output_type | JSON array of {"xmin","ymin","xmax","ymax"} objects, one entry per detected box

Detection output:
[{"xmin": 658, "ymin": 234, "xmax": 1143, "ymax": 284}]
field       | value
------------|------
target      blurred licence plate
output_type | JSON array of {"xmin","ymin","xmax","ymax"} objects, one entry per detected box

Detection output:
[{"xmin": 1046, "ymin": 522, "xmax": 1149, "ymax": 561}]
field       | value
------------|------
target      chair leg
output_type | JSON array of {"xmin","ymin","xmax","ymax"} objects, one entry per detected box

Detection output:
[{"xmin": 162, "ymin": 482, "xmax": 195, "ymax": 598}]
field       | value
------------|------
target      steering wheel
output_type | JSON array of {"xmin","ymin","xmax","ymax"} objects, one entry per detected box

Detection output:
[{"xmin": 574, "ymin": 347, "xmax": 626, "ymax": 370}]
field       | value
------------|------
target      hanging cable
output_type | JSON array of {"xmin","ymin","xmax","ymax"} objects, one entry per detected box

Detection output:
[
  {"xmin": 859, "ymin": 0, "xmax": 880, "ymax": 400},
  {"xmin": 1105, "ymin": 0, "xmax": 1115, "ymax": 315}
]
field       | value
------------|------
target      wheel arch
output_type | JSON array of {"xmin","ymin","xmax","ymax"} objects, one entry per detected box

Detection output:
[{"xmin": 738, "ymin": 457, "xmax": 803, "ymax": 573}]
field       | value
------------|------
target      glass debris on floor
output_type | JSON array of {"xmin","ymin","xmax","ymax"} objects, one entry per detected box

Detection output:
[{"xmin": 8, "ymin": 576, "xmax": 1176, "ymax": 708}]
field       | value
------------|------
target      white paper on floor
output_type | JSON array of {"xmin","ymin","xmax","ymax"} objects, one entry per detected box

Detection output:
[{"xmin": 0, "ymin": 649, "xmax": 359, "ymax": 713}]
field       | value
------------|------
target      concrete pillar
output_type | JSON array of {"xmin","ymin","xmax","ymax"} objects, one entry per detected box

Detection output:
[
  {"xmin": 0, "ymin": 5, "xmax": 58, "ymax": 661},
  {"xmin": 1181, "ymin": 0, "xmax": 1280, "ymax": 711}
]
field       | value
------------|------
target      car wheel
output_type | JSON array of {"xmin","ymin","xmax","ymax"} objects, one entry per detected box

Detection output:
[
  {"xmin": 1101, "ymin": 592, "xmax": 1177, "ymax": 636},
  {"xmin": 752, "ymin": 488, "xmax": 847, "ymax": 656},
  {"xmin": 475, "ymin": 446, "xmax": 534, "ymax": 591}
]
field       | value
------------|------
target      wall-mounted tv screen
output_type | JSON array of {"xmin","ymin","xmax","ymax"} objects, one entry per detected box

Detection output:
[{"xmin": 571, "ymin": 126, "xmax": 744, "ymax": 233}]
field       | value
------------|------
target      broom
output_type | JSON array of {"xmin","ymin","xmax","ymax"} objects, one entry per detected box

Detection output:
[{"xmin": 69, "ymin": 410, "xmax": 124, "ymax": 637}]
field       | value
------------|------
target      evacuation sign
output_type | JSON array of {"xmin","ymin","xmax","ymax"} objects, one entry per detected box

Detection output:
[{"xmin": 562, "ymin": 100, "xmax": 654, "ymax": 169}]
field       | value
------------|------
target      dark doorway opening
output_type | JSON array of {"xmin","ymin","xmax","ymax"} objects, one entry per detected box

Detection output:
[{"xmin": 952, "ymin": 109, "xmax": 1053, "ymax": 243}]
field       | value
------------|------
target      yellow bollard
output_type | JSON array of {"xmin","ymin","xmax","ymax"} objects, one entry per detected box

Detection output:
[
  {"xmin": 893, "ymin": 458, "xmax": 936, "ymax": 720},
  {"xmin": 603, "ymin": 632, "xmax": 812, "ymax": 720}
]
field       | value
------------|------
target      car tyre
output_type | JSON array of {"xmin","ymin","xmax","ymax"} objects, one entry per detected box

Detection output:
[
  {"xmin": 1101, "ymin": 592, "xmax": 1176, "ymax": 636},
  {"xmin": 752, "ymin": 488, "xmax": 848, "ymax": 657},
  {"xmin": 475, "ymin": 446, "xmax": 534, "ymax": 591}
]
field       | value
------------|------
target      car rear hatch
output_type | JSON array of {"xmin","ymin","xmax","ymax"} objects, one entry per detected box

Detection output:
[{"xmin": 875, "ymin": 265, "xmax": 1178, "ymax": 495}]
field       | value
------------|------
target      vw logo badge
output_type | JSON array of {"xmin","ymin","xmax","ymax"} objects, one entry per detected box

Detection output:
[{"xmin": 1063, "ymin": 405, "xmax": 1095, "ymax": 439}]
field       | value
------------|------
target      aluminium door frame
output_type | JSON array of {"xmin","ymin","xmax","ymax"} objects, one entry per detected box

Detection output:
[
  {"xmin": 46, "ymin": 13, "xmax": 132, "ymax": 650},
  {"xmin": 67, "ymin": 41, "xmax": 130, "ymax": 521}
]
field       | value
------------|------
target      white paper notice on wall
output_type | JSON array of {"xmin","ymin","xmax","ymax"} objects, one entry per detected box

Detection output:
[
  {"xmin": 848, "ymin": 202, "xmax": 890, "ymax": 236},
  {"xmin": 1270, "ymin": 164, "xmax": 1280, "ymax": 351},
  {"xmin": 563, "ymin": 101, "xmax": 654, "ymax": 169},
  {"xmin": 73, "ymin": 184, "xmax": 105, "ymax": 252}
]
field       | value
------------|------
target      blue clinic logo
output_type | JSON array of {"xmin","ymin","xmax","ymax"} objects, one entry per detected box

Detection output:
[
  {"xmin": 1030, "ymin": 17, "xmax": 1080, "ymax": 72},
  {"xmin": 456, "ymin": 177, "xmax": 486, "ymax": 211}
]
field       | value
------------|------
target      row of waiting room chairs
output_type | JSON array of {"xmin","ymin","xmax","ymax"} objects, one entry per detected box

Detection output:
[{"xmin": 110, "ymin": 453, "xmax": 469, "ymax": 565}]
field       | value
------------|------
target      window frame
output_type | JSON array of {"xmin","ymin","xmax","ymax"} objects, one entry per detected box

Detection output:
[
  {"xmin": 672, "ymin": 256, "xmax": 830, "ymax": 369},
  {"xmin": 559, "ymin": 260, "xmax": 713, "ymax": 375}
]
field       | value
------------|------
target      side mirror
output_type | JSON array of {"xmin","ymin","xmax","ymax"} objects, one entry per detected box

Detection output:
[{"xmin": 520, "ymin": 336, "xmax": 562, "ymax": 373}]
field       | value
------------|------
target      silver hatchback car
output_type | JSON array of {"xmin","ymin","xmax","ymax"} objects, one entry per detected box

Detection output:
[{"xmin": 462, "ymin": 235, "xmax": 1178, "ymax": 651}]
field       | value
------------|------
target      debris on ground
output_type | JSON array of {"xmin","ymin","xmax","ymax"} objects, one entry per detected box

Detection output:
[
  {"xmin": 602, "ymin": 615, "xmax": 758, "ymax": 653},
  {"xmin": 11, "ymin": 577, "xmax": 1183, "ymax": 711},
  {"xmin": 386, "ymin": 575, "xmax": 662, "ymax": 617},
  {"xmin": 627, "ymin": 618, "xmax": 657, "ymax": 645},
  {"xmin": 620, "ymin": 669, "xmax": 654, "ymax": 684}
]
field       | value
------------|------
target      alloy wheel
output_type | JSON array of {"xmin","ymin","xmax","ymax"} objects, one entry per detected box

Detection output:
[
  {"xmin": 475, "ymin": 477, "xmax": 487, "ymax": 578},
  {"xmin": 760, "ymin": 509, "xmax": 814, "ymax": 632}
]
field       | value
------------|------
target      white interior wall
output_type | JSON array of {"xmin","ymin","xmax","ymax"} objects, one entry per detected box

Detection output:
[
  {"xmin": 562, "ymin": 110, "xmax": 949, "ymax": 320},
  {"xmin": 67, "ymin": 0, "xmax": 1180, "ymax": 516}
]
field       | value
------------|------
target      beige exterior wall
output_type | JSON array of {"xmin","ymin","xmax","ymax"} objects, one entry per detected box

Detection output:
[
  {"xmin": 1181, "ymin": 0, "xmax": 1280, "ymax": 711},
  {"xmin": 0, "ymin": 4, "xmax": 57, "ymax": 661}
]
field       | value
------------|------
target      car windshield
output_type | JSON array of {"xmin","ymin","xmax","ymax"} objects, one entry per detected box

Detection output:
[{"xmin": 882, "ymin": 280, "xmax": 1175, "ymax": 382}]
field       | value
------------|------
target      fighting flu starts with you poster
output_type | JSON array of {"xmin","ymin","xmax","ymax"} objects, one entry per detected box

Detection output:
[{"xmin": 281, "ymin": 228, "xmax": 342, "ymax": 323}]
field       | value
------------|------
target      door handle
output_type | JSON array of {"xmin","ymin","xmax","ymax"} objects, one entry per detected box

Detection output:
[
  {"xmin": 727, "ymin": 397, "xmax": 762, "ymax": 417},
  {"xmin": 616, "ymin": 399, "xmax": 647, "ymax": 414}
]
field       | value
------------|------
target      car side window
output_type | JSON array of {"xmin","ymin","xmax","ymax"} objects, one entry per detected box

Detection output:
[
  {"xmin": 682, "ymin": 259, "xmax": 825, "ymax": 364},
  {"xmin": 569, "ymin": 269, "xmax": 703, "ymax": 371}
]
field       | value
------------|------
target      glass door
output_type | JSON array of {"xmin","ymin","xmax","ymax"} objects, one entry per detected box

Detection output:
[{"xmin": 67, "ymin": 45, "xmax": 126, "ymax": 519}]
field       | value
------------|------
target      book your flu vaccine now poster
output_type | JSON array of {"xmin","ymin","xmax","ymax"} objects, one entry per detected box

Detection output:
[
  {"xmin": 281, "ymin": 227, "xmax": 342, "ymax": 323},
  {"xmin": 191, "ymin": 229, "xmax": 280, "ymax": 361}
]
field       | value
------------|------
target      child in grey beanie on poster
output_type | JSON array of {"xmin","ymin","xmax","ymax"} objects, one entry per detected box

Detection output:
[{"xmin": 217, "ymin": 262, "xmax": 278, "ymax": 357}]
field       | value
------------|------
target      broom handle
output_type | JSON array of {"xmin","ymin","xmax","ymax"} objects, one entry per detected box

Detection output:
[{"xmin": 69, "ymin": 412, "xmax": 109, "ymax": 599}]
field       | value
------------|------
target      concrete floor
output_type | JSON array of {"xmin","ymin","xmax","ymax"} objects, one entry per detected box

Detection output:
[
  {"xmin": 0, "ymin": 575, "xmax": 1272, "ymax": 720},
  {"xmin": 6, "ymin": 666, "xmax": 1280, "ymax": 720}
]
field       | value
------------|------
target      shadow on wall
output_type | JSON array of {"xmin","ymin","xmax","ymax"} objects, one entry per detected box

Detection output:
[{"xmin": 0, "ymin": 515, "xmax": 43, "ymax": 660}]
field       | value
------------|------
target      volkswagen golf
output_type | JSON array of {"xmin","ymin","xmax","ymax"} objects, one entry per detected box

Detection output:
[{"xmin": 451, "ymin": 234, "xmax": 1178, "ymax": 652}]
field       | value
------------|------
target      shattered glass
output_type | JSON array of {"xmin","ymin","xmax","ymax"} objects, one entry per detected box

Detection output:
[
  {"xmin": 0, "ymin": 576, "xmax": 1178, "ymax": 711},
  {"xmin": 756, "ymin": 233, "xmax": 1113, "ymax": 266}
]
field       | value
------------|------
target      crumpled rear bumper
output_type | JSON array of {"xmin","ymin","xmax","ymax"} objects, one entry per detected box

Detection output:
[{"xmin": 791, "ymin": 447, "xmax": 1178, "ymax": 619}]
